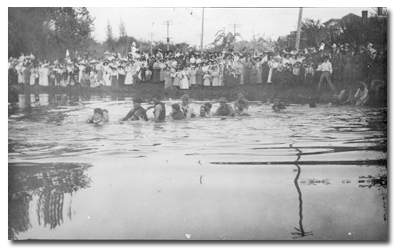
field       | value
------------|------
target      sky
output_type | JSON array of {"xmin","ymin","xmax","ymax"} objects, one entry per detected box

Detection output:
[{"xmin": 88, "ymin": 7, "xmax": 375, "ymax": 48}]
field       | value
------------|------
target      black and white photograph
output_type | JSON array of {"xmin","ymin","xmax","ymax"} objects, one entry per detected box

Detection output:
[{"xmin": 7, "ymin": 5, "xmax": 389, "ymax": 241}]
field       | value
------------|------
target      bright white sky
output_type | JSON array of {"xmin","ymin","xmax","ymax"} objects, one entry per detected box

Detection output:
[{"xmin": 88, "ymin": 7, "xmax": 375, "ymax": 47}]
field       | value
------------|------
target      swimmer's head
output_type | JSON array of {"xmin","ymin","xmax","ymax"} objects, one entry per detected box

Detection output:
[
  {"xmin": 133, "ymin": 98, "xmax": 142, "ymax": 108},
  {"xmin": 171, "ymin": 103, "xmax": 181, "ymax": 111},
  {"xmin": 237, "ymin": 91, "xmax": 244, "ymax": 99},
  {"xmin": 93, "ymin": 108, "xmax": 103, "ymax": 120},
  {"xmin": 204, "ymin": 103, "xmax": 212, "ymax": 111},
  {"xmin": 94, "ymin": 108, "xmax": 103, "ymax": 116},
  {"xmin": 181, "ymin": 94, "xmax": 190, "ymax": 106},
  {"xmin": 152, "ymin": 94, "xmax": 162, "ymax": 103}
]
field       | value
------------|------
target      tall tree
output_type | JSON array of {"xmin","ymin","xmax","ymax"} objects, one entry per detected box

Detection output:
[
  {"xmin": 8, "ymin": 7, "xmax": 94, "ymax": 60},
  {"xmin": 301, "ymin": 18, "xmax": 328, "ymax": 48},
  {"xmin": 105, "ymin": 20, "xmax": 114, "ymax": 52}
]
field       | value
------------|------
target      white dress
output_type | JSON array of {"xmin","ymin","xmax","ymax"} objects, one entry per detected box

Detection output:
[
  {"xmin": 124, "ymin": 65, "xmax": 133, "ymax": 85},
  {"xmin": 180, "ymin": 70, "xmax": 189, "ymax": 89}
]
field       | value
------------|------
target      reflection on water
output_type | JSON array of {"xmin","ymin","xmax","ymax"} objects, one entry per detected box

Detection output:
[
  {"xmin": 8, "ymin": 163, "xmax": 91, "ymax": 240},
  {"xmin": 8, "ymin": 93, "xmax": 387, "ymax": 240}
]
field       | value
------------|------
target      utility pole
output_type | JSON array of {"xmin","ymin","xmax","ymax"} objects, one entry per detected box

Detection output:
[
  {"xmin": 229, "ymin": 23, "xmax": 241, "ymax": 34},
  {"xmin": 163, "ymin": 21, "xmax": 173, "ymax": 51},
  {"xmin": 200, "ymin": 7, "xmax": 204, "ymax": 55},
  {"xmin": 295, "ymin": 7, "xmax": 303, "ymax": 51}
]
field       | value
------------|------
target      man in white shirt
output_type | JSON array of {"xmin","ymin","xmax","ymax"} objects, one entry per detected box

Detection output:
[{"xmin": 317, "ymin": 56, "xmax": 335, "ymax": 92}]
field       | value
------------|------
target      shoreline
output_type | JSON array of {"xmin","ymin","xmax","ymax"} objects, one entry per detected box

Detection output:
[{"xmin": 8, "ymin": 81, "xmax": 387, "ymax": 107}]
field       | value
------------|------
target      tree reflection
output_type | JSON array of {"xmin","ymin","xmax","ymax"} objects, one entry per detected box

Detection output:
[
  {"xmin": 8, "ymin": 163, "xmax": 91, "ymax": 240},
  {"xmin": 290, "ymin": 144, "xmax": 313, "ymax": 239}
]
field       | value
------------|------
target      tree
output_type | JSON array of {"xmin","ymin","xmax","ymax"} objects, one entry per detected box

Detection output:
[
  {"xmin": 206, "ymin": 29, "xmax": 242, "ymax": 50},
  {"xmin": 8, "ymin": 7, "xmax": 94, "ymax": 60},
  {"xmin": 105, "ymin": 20, "xmax": 115, "ymax": 52},
  {"xmin": 301, "ymin": 18, "xmax": 328, "ymax": 48},
  {"xmin": 119, "ymin": 19, "xmax": 127, "ymax": 38}
]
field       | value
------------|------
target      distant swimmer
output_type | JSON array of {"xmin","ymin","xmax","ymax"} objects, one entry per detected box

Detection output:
[
  {"xmin": 86, "ymin": 108, "xmax": 109, "ymax": 125},
  {"xmin": 233, "ymin": 90, "xmax": 250, "ymax": 116},
  {"xmin": 214, "ymin": 97, "xmax": 235, "ymax": 117},
  {"xmin": 170, "ymin": 103, "xmax": 186, "ymax": 120},
  {"xmin": 272, "ymin": 98, "xmax": 286, "ymax": 112},
  {"xmin": 147, "ymin": 94, "xmax": 166, "ymax": 122},
  {"xmin": 120, "ymin": 97, "xmax": 148, "ymax": 122},
  {"xmin": 199, "ymin": 103, "xmax": 212, "ymax": 118}
]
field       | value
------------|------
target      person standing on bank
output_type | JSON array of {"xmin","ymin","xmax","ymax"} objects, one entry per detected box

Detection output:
[
  {"xmin": 180, "ymin": 94, "xmax": 196, "ymax": 118},
  {"xmin": 317, "ymin": 56, "xmax": 335, "ymax": 92}
]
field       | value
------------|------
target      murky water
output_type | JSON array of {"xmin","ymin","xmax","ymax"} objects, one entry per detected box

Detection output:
[{"xmin": 8, "ymin": 93, "xmax": 387, "ymax": 240}]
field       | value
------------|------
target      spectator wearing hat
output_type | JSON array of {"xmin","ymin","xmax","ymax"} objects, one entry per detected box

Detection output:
[
  {"xmin": 163, "ymin": 67, "xmax": 173, "ymax": 90},
  {"xmin": 172, "ymin": 68, "xmax": 181, "ymax": 87},
  {"xmin": 118, "ymin": 63, "xmax": 126, "ymax": 86},
  {"xmin": 233, "ymin": 59, "xmax": 244, "ymax": 85},
  {"xmin": 110, "ymin": 64, "xmax": 119, "ymax": 90},
  {"xmin": 124, "ymin": 61, "xmax": 134, "ymax": 86},
  {"xmin": 152, "ymin": 59, "xmax": 161, "ymax": 82},
  {"xmin": 145, "ymin": 67, "xmax": 153, "ymax": 82},
  {"xmin": 189, "ymin": 65, "xmax": 197, "ymax": 86},
  {"xmin": 317, "ymin": 56, "xmax": 335, "ymax": 92},
  {"xmin": 121, "ymin": 98, "xmax": 148, "ymax": 122},
  {"xmin": 159, "ymin": 59, "xmax": 166, "ymax": 82},
  {"xmin": 330, "ymin": 46, "xmax": 342, "ymax": 88},
  {"xmin": 195, "ymin": 64, "xmax": 205, "ymax": 86},
  {"xmin": 215, "ymin": 97, "xmax": 235, "ymax": 117},
  {"xmin": 203, "ymin": 70, "xmax": 212, "ymax": 87},
  {"xmin": 210, "ymin": 64, "xmax": 220, "ymax": 86}
]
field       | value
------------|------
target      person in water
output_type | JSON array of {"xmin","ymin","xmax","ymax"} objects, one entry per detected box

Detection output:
[
  {"xmin": 180, "ymin": 94, "xmax": 196, "ymax": 118},
  {"xmin": 147, "ymin": 94, "xmax": 166, "ymax": 122},
  {"xmin": 354, "ymin": 81, "xmax": 369, "ymax": 106},
  {"xmin": 86, "ymin": 108, "xmax": 109, "ymax": 124},
  {"xmin": 214, "ymin": 97, "xmax": 235, "ymax": 117},
  {"xmin": 199, "ymin": 102, "xmax": 212, "ymax": 117},
  {"xmin": 170, "ymin": 103, "xmax": 186, "ymax": 120},
  {"xmin": 121, "ymin": 97, "xmax": 148, "ymax": 121},
  {"xmin": 233, "ymin": 91, "xmax": 250, "ymax": 115},
  {"xmin": 272, "ymin": 98, "xmax": 286, "ymax": 111}
]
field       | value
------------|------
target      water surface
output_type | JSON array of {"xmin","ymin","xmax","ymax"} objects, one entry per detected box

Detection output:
[{"xmin": 8, "ymin": 93, "xmax": 387, "ymax": 240}]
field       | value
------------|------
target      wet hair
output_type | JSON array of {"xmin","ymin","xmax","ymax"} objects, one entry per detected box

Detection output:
[
  {"xmin": 204, "ymin": 103, "xmax": 212, "ymax": 109},
  {"xmin": 94, "ymin": 108, "xmax": 103, "ymax": 116},
  {"xmin": 152, "ymin": 94, "xmax": 162, "ymax": 100},
  {"xmin": 171, "ymin": 103, "xmax": 181, "ymax": 111},
  {"xmin": 133, "ymin": 97, "xmax": 142, "ymax": 104}
]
